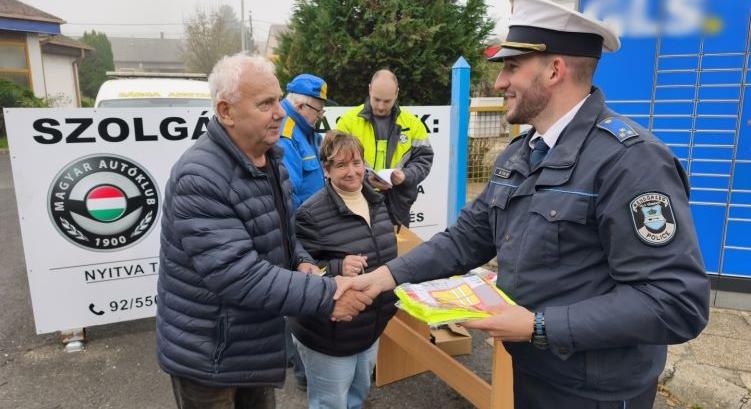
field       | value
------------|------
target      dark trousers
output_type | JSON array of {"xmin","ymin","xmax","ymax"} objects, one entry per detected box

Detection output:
[
  {"xmin": 170, "ymin": 375, "xmax": 275, "ymax": 409},
  {"xmin": 513, "ymin": 371, "xmax": 657, "ymax": 409}
]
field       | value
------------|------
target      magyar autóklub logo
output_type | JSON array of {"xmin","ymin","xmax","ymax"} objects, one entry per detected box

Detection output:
[{"xmin": 48, "ymin": 154, "xmax": 159, "ymax": 251}]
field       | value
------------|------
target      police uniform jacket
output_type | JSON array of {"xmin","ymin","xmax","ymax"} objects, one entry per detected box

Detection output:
[
  {"xmin": 386, "ymin": 88, "xmax": 710, "ymax": 400},
  {"xmin": 336, "ymin": 100, "xmax": 433, "ymax": 226},
  {"xmin": 156, "ymin": 117, "xmax": 338, "ymax": 387},
  {"xmin": 290, "ymin": 181, "xmax": 398, "ymax": 356},
  {"xmin": 278, "ymin": 99, "xmax": 325, "ymax": 209}
]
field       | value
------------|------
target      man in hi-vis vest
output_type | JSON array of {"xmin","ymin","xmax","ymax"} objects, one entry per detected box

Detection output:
[{"xmin": 336, "ymin": 70, "xmax": 433, "ymax": 227}]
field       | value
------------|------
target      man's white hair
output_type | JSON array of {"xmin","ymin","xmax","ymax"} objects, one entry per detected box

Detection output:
[
  {"xmin": 285, "ymin": 92, "xmax": 312, "ymax": 106},
  {"xmin": 208, "ymin": 53, "xmax": 275, "ymax": 110}
]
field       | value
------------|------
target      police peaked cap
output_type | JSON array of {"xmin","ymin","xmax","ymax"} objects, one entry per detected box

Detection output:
[{"xmin": 489, "ymin": 0, "xmax": 621, "ymax": 61}]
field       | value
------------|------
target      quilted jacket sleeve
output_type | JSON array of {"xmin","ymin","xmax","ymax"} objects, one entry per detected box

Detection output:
[{"xmin": 172, "ymin": 170, "xmax": 336, "ymax": 317}]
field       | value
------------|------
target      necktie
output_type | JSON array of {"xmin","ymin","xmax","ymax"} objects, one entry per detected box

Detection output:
[{"xmin": 529, "ymin": 138, "xmax": 550, "ymax": 169}]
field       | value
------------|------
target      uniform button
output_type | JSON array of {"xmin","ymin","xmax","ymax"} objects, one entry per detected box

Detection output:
[
  {"xmin": 559, "ymin": 347, "xmax": 569, "ymax": 355},
  {"xmin": 504, "ymin": 234, "xmax": 511, "ymax": 241},
  {"xmin": 549, "ymin": 210, "xmax": 558, "ymax": 218}
]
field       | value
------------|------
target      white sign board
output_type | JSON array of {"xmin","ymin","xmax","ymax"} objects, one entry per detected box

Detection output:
[{"xmin": 5, "ymin": 106, "xmax": 450, "ymax": 334}]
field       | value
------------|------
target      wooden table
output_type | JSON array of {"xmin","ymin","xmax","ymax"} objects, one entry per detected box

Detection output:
[{"xmin": 376, "ymin": 311, "xmax": 514, "ymax": 409}]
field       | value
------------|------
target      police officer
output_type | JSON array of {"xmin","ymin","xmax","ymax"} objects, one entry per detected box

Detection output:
[
  {"xmin": 355, "ymin": 0, "xmax": 710, "ymax": 407},
  {"xmin": 279, "ymin": 74, "xmax": 330, "ymax": 209}
]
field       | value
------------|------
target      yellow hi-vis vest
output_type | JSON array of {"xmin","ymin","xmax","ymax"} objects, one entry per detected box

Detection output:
[{"xmin": 335, "ymin": 104, "xmax": 429, "ymax": 171}]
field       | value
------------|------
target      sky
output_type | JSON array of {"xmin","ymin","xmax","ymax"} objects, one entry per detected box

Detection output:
[{"xmin": 23, "ymin": 0, "xmax": 514, "ymax": 43}]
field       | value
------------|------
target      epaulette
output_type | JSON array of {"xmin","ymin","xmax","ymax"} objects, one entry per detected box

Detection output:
[
  {"xmin": 597, "ymin": 117, "xmax": 639, "ymax": 144},
  {"xmin": 281, "ymin": 117, "xmax": 296, "ymax": 139}
]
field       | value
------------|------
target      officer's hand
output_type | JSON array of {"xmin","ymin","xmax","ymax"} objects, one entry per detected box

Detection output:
[
  {"xmin": 342, "ymin": 255, "xmax": 368, "ymax": 277},
  {"xmin": 352, "ymin": 266, "xmax": 397, "ymax": 299},
  {"xmin": 460, "ymin": 303, "xmax": 535, "ymax": 342},
  {"xmin": 368, "ymin": 174, "xmax": 392, "ymax": 191},
  {"xmin": 297, "ymin": 262, "xmax": 320, "ymax": 275},
  {"xmin": 390, "ymin": 169, "xmax": 406, "ymax": 186}
]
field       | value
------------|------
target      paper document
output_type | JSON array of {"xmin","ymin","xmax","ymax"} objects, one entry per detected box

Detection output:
[
  {"xmin": 394, "ymin": 268, "xmax": 516, "ymax": 326},
  {"xmin": 368, "ymin": 167, "xmax": 396, "ymax": 187}
]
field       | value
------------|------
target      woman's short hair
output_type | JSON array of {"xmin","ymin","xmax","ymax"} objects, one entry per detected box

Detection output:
[{"xmin": 320, "ymin": 130, "xmax": 365, "ymax": 168}]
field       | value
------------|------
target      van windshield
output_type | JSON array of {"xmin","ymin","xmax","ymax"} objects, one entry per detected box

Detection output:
[{"xmin": 97, "ymin": 98, "xmax": 211, "ymax": 108}]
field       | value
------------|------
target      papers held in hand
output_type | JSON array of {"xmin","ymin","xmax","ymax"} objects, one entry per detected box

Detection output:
[
  {"xmin": 394, "ymin": 268, "xmax": 516, "ymax": 326},
  {"xmin": 368, "ymin": 167, "xmax": 396, "ymax": 187}
]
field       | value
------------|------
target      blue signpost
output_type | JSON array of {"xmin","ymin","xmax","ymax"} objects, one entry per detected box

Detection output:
[{"xmin": 449, "ymin": 57, "xmax": 471, "ymax": 225}]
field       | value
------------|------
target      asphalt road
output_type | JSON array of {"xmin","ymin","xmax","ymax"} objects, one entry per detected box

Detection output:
[{"xmin": 0, "ymin": 151, "xmax": 675, "ymax": 409}]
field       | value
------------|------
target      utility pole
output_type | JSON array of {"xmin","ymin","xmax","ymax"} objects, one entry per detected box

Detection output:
[
  {"xmin": 248, "ymin": 10, "xmax": 253, "ymax": 53},
  {"xmin": 240, "ymin": 0, "xmax": 246, "ymax": 52}
]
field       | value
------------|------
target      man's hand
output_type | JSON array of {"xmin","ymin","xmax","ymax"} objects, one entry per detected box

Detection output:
[
  {"xmin": 342, "ymin": 255, "xmax": 368, "ymax": 277},
  {"xmin": 332, "ymin": 266, "xmax": 397, "ymax": 300},
  {"xmin": 350, "ymin": 265, "xmax": 398, "ymax": 299},
  {"xmin": 460, "ymin": 303, "xmax": 535, "ymax": 342},
  {"xmin": 331, "ymin": 289, "xmax": 373, "ymax": 322},
  {"xmin": 297, "ymin": 262, "xmax": 320, "ymax": 275},
  {"xmin": 368, "ymin": 174, "xmax": 392, "ymax": 191},
  {"xmin": 390, "ymin": 169, "xmax": 406, "ymax": 186}
]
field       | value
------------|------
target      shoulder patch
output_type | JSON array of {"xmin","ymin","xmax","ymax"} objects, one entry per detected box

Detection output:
[
  {"xmin": 598, "ymin": 117, "xmax": 639, "ymax": 143},
  {"xmin": 629, "ymin": 192, "xmax": 677, "ymax": 246},
  {"xmin": 281, "ymin": 117, "xmax": 296, "ymax": 139}
]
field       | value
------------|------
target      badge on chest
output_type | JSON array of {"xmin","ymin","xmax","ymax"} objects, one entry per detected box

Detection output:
[{"xmin": 494, "ymin": 167, "xmax": 512, "ymax": 179}]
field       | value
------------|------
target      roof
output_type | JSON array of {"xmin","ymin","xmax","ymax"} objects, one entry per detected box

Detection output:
[
  {"xmin": 0, "ymin": 0, "xmax": 64, "ymax": 24},
  {"xmin": 41, "ymin": 34, "xmax": 92, "ymax": 50},
  {"xmin": 265, "ymin": 24, "xmax": 288, "ymax": 56},
  {"xmin": 94, "ymin": 78, "xmax": 210, "ymax": 107},
  {"xmin": 109, "ymin": 37, "xmax": 183, "ymax": 64}
]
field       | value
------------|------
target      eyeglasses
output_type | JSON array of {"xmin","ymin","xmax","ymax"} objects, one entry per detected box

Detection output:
[{"xmin": 304, "ymin": 103, "xmax": 325, "ymax": 115}]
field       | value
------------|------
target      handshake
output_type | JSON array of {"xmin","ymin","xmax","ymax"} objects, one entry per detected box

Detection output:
[{"xmin": 329, "ymin": 266, "xmax": 397, "ymax": 322}]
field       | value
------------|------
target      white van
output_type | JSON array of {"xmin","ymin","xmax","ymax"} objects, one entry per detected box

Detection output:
[{"xmin": 94, "ymin": 78, "xmax": 211, "ymax": 108}]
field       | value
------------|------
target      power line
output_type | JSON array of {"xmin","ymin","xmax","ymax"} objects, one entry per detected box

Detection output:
[{"xmin": 64, "ymin": 18, "xmax": 278, "ymax": 27}]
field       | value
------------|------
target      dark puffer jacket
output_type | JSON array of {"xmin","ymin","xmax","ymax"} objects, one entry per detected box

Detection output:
[
  {"xmin": 157, "ymin": 117, "xmax": 338, "ymax": 387},
  {"xmin": 290, "ymin": 182, "xmax": 398, "ymax": 356}
]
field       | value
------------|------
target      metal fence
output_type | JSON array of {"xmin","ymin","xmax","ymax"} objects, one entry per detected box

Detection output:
[{"xmin": 466, "ymin": 105, "xmax": 518, "ymax": 202}]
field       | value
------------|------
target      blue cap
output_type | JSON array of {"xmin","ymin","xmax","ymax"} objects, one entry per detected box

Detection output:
[{"xmin": 286, "ymin": 74, "xmax": 330, "ymax": 103}]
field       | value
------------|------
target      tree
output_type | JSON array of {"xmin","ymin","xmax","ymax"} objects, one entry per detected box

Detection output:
[
  {"xmin": 78, "ymin": 30, "xmax": 114, "ymax": 98},
  {"xmin": 275, "ymin": 0, "xmax": 495, "ymax": 106},
  {"xmin": 182, "ymin": 5, "xmax": 243, "ymax": 74},
  {"xmin": 0, "ymin": 79, "xmax": 50, "ymax": 138}
]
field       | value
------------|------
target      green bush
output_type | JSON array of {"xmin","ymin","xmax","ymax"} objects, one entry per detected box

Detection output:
[
  {"xmin": 0, "ymin": 79, "xmax": 50, "ymax": 140},
  {"xmin": 81, "ymin": 96, "xmax": 94, "ymax": 107}
]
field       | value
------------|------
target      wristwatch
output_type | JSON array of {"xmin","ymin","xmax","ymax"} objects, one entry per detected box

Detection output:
[{"xmin": 532, "ymin": 311, "xmax": 549, "ymax": 350}]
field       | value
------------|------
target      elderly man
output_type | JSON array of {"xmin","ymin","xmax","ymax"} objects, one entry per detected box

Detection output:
[
  {"xmin": 353, "ymin": 1, "xmax": 710, "ymax": 408},
  {"xmin": 156, "ymin": 54, "xmax": 371, "ymax": 409},
  {"xmin": 336, "ymin": 69, "xmax": 433, "ymax": 227},
  {"xmin": 278, "ymin": 74, "xmax": 330, "ymax": 209}
]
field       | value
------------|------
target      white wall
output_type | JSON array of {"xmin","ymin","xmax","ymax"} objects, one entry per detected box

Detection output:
[
  {"xmin": 25, "ymin": 33, "xmax": 45, "ymax": 98},
  {"xmin": 41, "ymin": 53, "xmax": 77, "ymax": 107}
]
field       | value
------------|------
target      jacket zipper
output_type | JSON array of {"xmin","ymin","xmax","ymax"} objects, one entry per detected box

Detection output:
[{"xmin": 213, "ymin": 315, "xmax": 228, "ymax": 374}]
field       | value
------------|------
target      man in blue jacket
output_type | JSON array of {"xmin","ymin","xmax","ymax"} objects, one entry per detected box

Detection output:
[
  {"xmin": 276, "ymin": 73, "xmax": 331, "ymax": 390},
  {"xmin": 278, "ymin": 74, "xmax": 330, "ymax": 209},
  {"xmin": 353, "ymin": 1, "xmax": 710, "ymax": 408},
  {"xmin": 156, "ymin": 54, "xmax": 372, "ymax": 409}
]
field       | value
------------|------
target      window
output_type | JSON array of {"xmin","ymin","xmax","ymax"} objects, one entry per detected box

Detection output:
[{"xmin": 0, "ymin": 38, "xmax": 31, "ymax": 88}]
